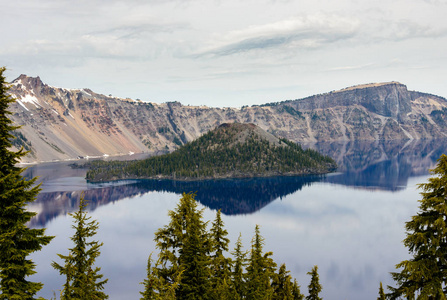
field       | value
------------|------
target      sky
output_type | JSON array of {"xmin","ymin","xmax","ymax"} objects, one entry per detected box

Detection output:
[{"xmin": 1, "ymin": 0, "xmax": 446, "ymax": 108}]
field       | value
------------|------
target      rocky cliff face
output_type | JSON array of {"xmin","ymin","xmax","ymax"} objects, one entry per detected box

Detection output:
[{"xmin": 7, "ymin": 76, "xmax": 447, "ymax": 163}]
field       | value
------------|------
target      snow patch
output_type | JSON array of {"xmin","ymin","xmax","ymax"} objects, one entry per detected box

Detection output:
[
  {"xmin": 20, "ymin": 94, "xmax": 41, "ymax": 108},
  {"xmin": 12, "ymin": 79, "xmax": 23, "ymax": 86},
  {"xmin": 82, "ymin": 89, "xmax": 92, "ymax": 96},
  {"xmin": 17, "ymin": 100, "xmax": 29, "ymax": 111}
]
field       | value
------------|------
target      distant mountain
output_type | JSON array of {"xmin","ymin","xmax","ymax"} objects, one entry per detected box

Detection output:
[
  {"xmin": 85, "ymin": 123, "xmax": 337, "ymax": 182},
  {"xmin": 7, "ymin": 75, "xmax": 447, "ymax": 163}
]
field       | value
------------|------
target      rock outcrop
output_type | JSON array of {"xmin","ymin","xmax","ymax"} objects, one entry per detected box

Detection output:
[{"xmin": 7, "ymin": 75, "xmax": 447, "ymax": 163}]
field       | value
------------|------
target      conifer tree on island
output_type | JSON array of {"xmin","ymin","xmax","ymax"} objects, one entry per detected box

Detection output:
[
  {"xmin": 52, "ymin": 196, "xmax": 108, "ymax": 299},
  {"xmin": 0, "ymin": 67, "xmax": 53, "ymax": 299},
  {"xmin": 389, "ymin": 154, "xmax": 447, "ymax": 299}
]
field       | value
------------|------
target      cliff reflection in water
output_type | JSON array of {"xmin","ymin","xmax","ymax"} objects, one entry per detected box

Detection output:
[
  {"xmin": 26, "ymin": 138, "xmax": 447, "ymax": 227},
  {"xmin": 313, "ymin": 138, "xmax": 447, "ymax": 191}
]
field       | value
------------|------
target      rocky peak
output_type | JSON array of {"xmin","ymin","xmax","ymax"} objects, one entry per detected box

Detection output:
[
  {"xmin": 285, "ymin": 81, "xmax": 412, "ymax": 121},
  {"xmin": 216, "ymin": 122, "xmax": 283, "ymax": 147},
  {"xmin": 12, "ymin": 74, "xmax": 46, "ymax": 92}
]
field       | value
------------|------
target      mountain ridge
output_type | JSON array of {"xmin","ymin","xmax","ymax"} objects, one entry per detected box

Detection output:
[{"xmin": 7, "ymin": 75, "xmax": 447, "ymax": 163}]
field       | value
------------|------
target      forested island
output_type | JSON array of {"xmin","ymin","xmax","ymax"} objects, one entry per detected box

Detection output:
[{"xmin": 85, "ymin": 123, "xmax": 336, "ymax": 182}]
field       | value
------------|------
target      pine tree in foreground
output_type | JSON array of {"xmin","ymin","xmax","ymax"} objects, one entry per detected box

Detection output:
[
  {"xmin": 389, "ymin": 154, "xmax": 447, "ymax": 299},
  {"xmin": 306, "ymin": 265, "xmax": 322, "ymax": 300},
  {"xmin": 231, "ymin": 234, "xmax": 247, "ymax": 299},
  {"xmin": 154, "ymin": 192, "xmax": 212, "ymax": 300},
  {"xmin": 245, "ymin": 225, "xmax": 276, "ymax": 300},
  {"xmin": 52, "ymin": 196, "xmax": 108, "ymax": 299},
  {"xmin": 292, "ymin": 279, "xmax": 304, "ymax": 300},
  {"xmin": 140, "ymin": 254, "xmax": 179, "ymax": 300},
  {"xmin": 377, "ymin": 282, "xmax": 386, "ymax": 300},
  {"xmin": 0, "ymin": 66, "xmax": 53, "ymax": 299},
  {"xmin": 271, "ymin": 264, "xmax": 295, "ymax": 299},
  {"xmin": 209, "ymin": 209, "xmax": 237, "ymax": 300}
]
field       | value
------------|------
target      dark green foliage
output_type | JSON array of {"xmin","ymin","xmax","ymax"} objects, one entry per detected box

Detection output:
[
  {"xmin": 154, "ymin": 192, "xmax": 211, "ymax": 299},
  {"xmin": 231, "ymin": 234, "xmax": 247, "ymax": 299},
  {"xmin": 86, "ymin": 123, "xmax": 336, "ymax": 182},
  {"xmin": 52, "ymin": 196, "xmax": 108, "ymax": 299},
  {"xmin": 389, "ymin": 154, "xmax": 447, "ymax": 299},
  {"xmin": 140, "ymin": 254, "xmax": 179, "ymax": 300},
  {"xmin": 209, "ymin": 210, "xmax": 235, "ymax": 299},
  {"xmin": 10, "ymin": 130, "xmax": 33, "ymax": 153},
  {"xmin": 0, "ymin": 67, "xmax": 53, "ymax": 299},
  {"xmin": 277, "ymin": 105, "xmax": 304, "ymax": 119},
  {"xmin": 245, "ymin": 225, "xmax": 276, "ymax": 299},
  {"xmin": 271, "ymin": 264, "xmax": 295, "ymax": 299},
  {"xmin": 144, "ymin": 193, "xmax": 315, "ymax": 300},
  {"xmin": 306, "ymin": 265, "xmax": 322, "ymax": 300}
]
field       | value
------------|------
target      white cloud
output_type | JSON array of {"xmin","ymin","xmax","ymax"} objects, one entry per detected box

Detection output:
[{"xmin": 195, "ymin": 13, "xmax": 360, "ymax": 56}]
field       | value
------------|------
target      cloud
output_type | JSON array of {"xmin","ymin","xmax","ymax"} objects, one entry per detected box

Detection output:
[
  {"xmin": 377, "ymin": 19, "xmax": 447, "ymax": 41},
  {"xmin": 327, "ymin": 63, "xmax": 375, "ymax": 72},
  {"xmin": 194, "ymin": 13, "xmax": 360, "ymax": 57},
  {"xmin": 89, "ymin": 23, "xmax": 187, "ymax": 40}
]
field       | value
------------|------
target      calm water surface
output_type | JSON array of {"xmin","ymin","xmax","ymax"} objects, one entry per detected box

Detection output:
[{"xmin": 26, "ymin": 139, "xmax": 447, "ymax": 300}]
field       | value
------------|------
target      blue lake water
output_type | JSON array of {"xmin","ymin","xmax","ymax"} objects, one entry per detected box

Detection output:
[{"xmin": 25, "ymin": 139, "xmax": 447, "ymax": 300}]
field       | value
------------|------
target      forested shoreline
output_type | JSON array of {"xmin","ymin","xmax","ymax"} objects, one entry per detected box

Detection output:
[{"xmin": 85, "ymin": 123, "xmax": 336, "ymax": 182}]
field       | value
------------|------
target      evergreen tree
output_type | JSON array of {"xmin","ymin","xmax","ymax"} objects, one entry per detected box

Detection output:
[
  {"xmin": 209, "ymin": 209, "xmax": 235, "ymax": 300},
  {"xmin": 140, "ymin": 254, "xmax": 179, "ymax": 300},
  {"xmin": 377, "ymin": 282, "xmax": 386, "ymax": 300},
  {"xmin": 389, "ymin": 154, "xmax": 447, "ymax": 299},
  {"xmin": 306, "ymin": 265, "xmax": 322, "ymax": 300},
  {"xmin": 52, "ymin": 196, "xmax": 108, "ymax": 299},
  {"xmin": 245, "ymin": 225, "xmax": 276, "ymax": 300},
  {"xmin": 154, "ymin": 192, "xmax": 211, "ymax": 299},
  {"xmin": 231, "ymin": 234, "xmax": 247, "ymax": 299},
  {"xmin": 272, "ymin": 264, "xmax": 294, "ymax": 299},
  {"xmin": 0, "ymin": 66, "xmax": 53, "ymax": 299},
  {"xmin": 292, "ymin": 279, "xmax": 304, "ymax": 300}
]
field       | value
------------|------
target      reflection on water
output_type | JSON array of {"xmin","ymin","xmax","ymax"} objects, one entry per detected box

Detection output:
[
  {"xmin": 25, "ymin": 139, "xmax": 447, "ymax": 227},
  {"xmin": 28, "ymin": 175, "xmax": 322, "ymax": 227},
  {"xmin": 313, "ymin": 139, "xmax": 447, "ymax": 191}
]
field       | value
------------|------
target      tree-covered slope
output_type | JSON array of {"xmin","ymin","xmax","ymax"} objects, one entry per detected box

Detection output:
[{"xmin": 86, "ymin": 123, "xmax": 336, "ymax": 182}]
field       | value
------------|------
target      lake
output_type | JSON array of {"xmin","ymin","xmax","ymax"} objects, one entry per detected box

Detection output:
[{"xmin": 25, "ymin": 139, "xmax": 447, "ymax": 300}]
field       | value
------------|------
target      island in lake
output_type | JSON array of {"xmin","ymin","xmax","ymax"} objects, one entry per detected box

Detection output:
[{"xmin": 85, "ymin": 123, "xmax": 337, "ymax": 182}]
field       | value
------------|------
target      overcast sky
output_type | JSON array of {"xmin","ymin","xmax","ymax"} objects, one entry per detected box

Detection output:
[{"xmin": 1, "ymin": 0, "xmax": 446, "ymax": 107}]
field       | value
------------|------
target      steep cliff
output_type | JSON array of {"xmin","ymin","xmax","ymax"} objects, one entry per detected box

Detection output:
[{"xmin": 7, "ymin": 75, "xmax": 447, "ymax": 163}]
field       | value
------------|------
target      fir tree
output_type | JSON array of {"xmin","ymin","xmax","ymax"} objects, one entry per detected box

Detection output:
[
  {"xmin": 272, "ymin": 264, "xmax": 294, "ymax": 299},
  {"xmin": 52, "ymin": 196, "xmax": 108, "ymax": 299},
  {"xmin": 140, "ymin": 254, "xmax": 179, "ymax": 300},
  {"xmin": 231, "ymin": 234, "xmax": 247, "ymax": 299},
  {"xmin": 154, "ymin": 192, "xmax": 211, "ymax": 300},
  {"xmin": 389, "ymin": 154, "xmax": 447, "ymax": 299},
  {"xmin": 245, "ymin": 225, "xmax": 276, "ymax": 300},
  {"xmin": 209, "ymin": 209, "xmax": 235, "ymax": 300},
  {"xmin": 292, "ymin": 279, "xmax": 304, "ymax": 300},
  {"xmin": 0, "ymin": 66, "xmax": 53, "ymax": 299},
  {"xmin": 306, "ymin": 265, "xmax": 322, "ymax": 300},
  {"xmin": 377, "ymin": 282, "xmax": 386, "ymax": 300}
]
